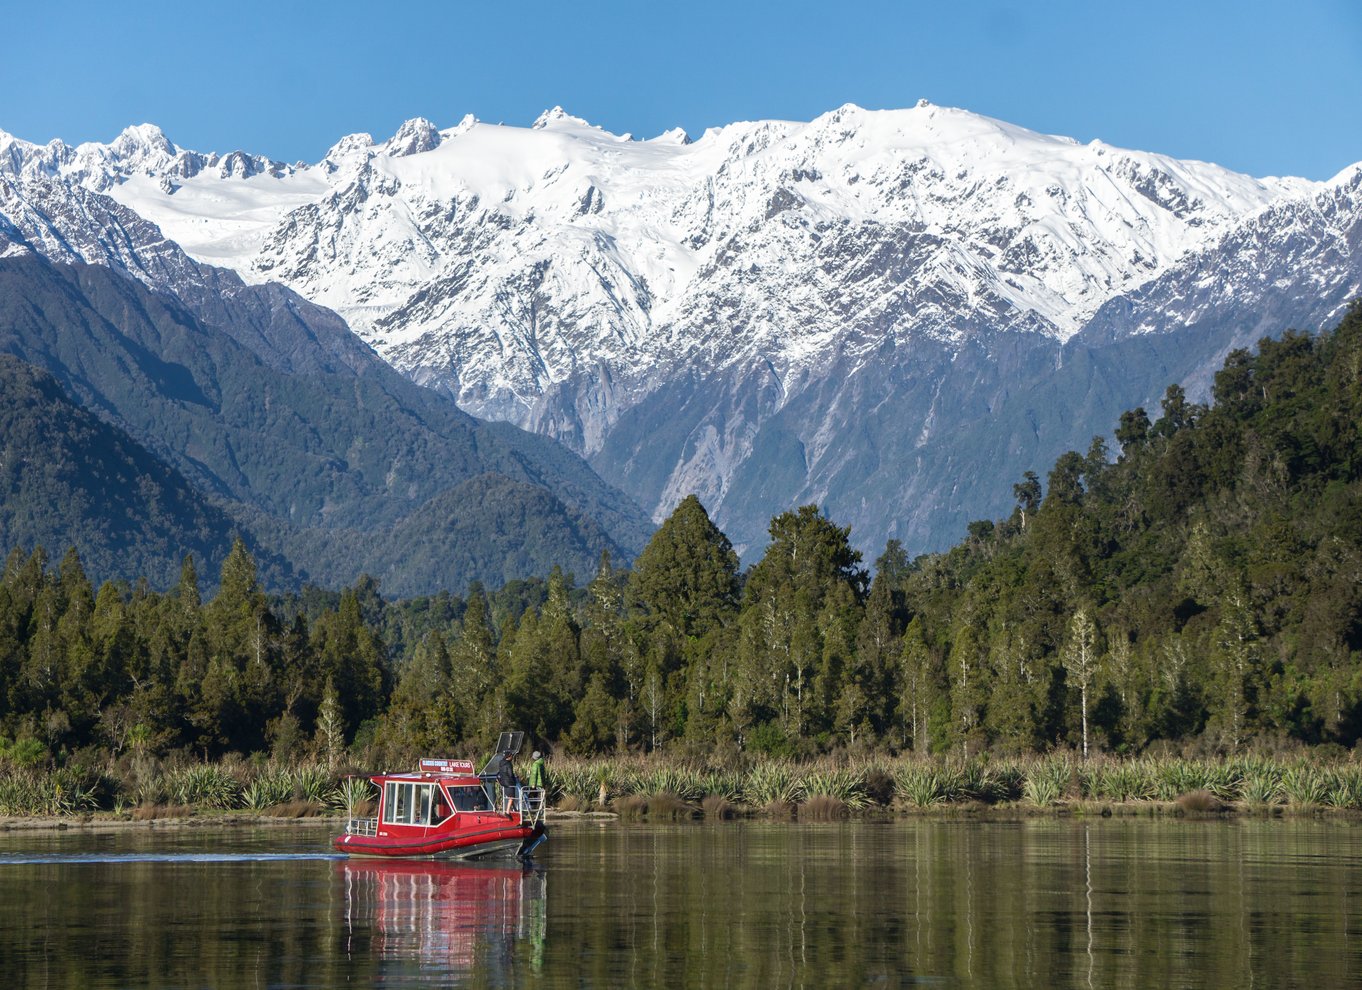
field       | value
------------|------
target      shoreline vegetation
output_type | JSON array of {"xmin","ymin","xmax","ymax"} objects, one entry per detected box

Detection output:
[{"xmin": 5, "ymin": 754, "xmax": 1362, "ymax": 831}]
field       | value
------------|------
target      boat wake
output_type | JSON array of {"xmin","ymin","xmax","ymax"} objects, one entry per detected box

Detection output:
[{"xmin": 0, "ymin": 852, "xmax": 348, "ymax": 865}]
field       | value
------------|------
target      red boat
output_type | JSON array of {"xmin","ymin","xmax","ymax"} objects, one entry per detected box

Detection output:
[{"xmin": 334, "ymin": 733, "xmax": 547, "ymax": 860}]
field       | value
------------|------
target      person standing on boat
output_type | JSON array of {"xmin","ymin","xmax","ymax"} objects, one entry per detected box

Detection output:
[
  {"xmin": 528, "ymin": 751, "xmax": 548, "ymax": 795},
  {"xmin": 498, "ymin": 752, "xmax": 520, "ymax": 812}
]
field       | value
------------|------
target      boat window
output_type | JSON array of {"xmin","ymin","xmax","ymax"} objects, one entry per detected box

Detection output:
[
  {"xmin": 384, "ymin": 780, "xmax": 475, "ymax": 824},
  {"xmin": 431, "ymin": 787, "xmax": 452, "ymax": 824},
  {"xmin": 449, "ymin": 785, "xmax": 493, "ymax": 812},
  {"xmin": 383, "ymin": 782, "xmax": 422, "ymax": 825}
]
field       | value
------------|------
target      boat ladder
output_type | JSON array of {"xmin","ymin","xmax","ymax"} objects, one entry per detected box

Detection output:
[{"xmin": 513, "ymin": 787, "xmax": 547, "ymax": 825}]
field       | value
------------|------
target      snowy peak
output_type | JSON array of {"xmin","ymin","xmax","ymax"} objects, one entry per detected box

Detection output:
[
  {"xmin": 108, "ymin": 123, "xmax": 176, "ymax": 164},
  {"xmin": 0, "ymin": 124, "xmax": 292, "ymax": 193},
  {"xmin": 323, "ymin": 132, "xmax": 375, "ymax": 164},
  {"xmin": 532, "ymin": 106, "xmax": 590, "ymax": 130},
  {"xmin": 650, "ymin": 126, "xmax": 691, "ymax": 146},
  {"xmin": 383, "ymin": 117, "xmax": 441, "ymax": 157}
]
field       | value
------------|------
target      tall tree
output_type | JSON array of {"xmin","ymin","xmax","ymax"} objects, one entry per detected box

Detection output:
[
  {"xmin": 1061, "ymin": 608, "xmax": 1101, "ymax": 758},
  {"xmin": 735, "ymin": 505, "xmax": 868, "ymax": 748},
  {"xmin": 450, "ymin": 586, "xmax": 497, "ymax": 745},
  {"xmin": 628, "ymin": 496, "xmax": 740, "ymax": 642}
]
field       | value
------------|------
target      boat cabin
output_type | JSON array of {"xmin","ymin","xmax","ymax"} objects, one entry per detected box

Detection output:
[
  {"xmin": 378, "ymin": 761, "xmax": 497, "ymax": 827},
  {"xmin": 364, "ymin": 760, "xmax": 500, "ymax": 830}
]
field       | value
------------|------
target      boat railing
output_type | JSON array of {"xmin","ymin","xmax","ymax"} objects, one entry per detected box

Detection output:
[
  {"xmin": 513, "ymin": 787, "xmax": 546, "ymax": 825},
  {"xmin": 345, "ymin": 816, "xmax": 379, "ymax": 837}
]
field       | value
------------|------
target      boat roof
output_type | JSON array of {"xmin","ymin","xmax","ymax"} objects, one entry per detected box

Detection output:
[{"xmin": 367, "ymin": 758, "xmax": 485, "ymax": 787}]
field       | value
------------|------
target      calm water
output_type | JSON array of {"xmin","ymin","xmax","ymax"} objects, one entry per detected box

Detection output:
[{"xmin": 0, "ymin": 817, "xmax": 1359, "ymax": 988}]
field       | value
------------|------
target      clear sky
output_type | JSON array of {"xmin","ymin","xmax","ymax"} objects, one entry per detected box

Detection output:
[{"xmin": 3, "ymin": 0, "xmax": 1359, "ymax": 180}]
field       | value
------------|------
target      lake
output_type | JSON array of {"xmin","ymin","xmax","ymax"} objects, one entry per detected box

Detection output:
[{"xmin": 0, "ymin": 816, "xmax": 1359, "ymax": 987}]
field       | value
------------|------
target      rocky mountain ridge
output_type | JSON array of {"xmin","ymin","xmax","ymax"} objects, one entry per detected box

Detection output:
[{"xmin": 2, "ymin": 109, "xmax": 1356, "ymax": 557}]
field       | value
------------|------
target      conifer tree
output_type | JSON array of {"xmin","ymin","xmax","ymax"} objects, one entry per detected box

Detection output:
[
  {"xmin": 450, "ymin": 586, "xmax": 497, "ymax": 743},
  {"xmin": 898, "ymin": 618, "xmax": 939, "ymax": 753},
  {"xmin": 387, "ymin": 630, "xmax": 454, "ymax": 751},
  {"xmin": 540, "ymin": 567, "xmax": 582, "ymax": 737},
  {"xmin": 629, "ymin": 495, "xmax": 740, "ymax": 641},
  {"xmin": 737, "ymin": 505, "xmax": 867, "ymax": 747},
  {"xmin": 849, "ymin": 570, "xmax": 907, "ymax": 741},
  {"xmin": 573, "ymin": 554, "xmax": 626, "ymax": 752}
]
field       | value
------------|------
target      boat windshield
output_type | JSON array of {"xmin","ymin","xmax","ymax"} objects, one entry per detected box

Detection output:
[{"xmin": 448, "ymin": 784, "xmax": 494, "ymax": 812}]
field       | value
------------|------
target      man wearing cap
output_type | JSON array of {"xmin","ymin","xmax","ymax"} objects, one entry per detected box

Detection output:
[{"xmin": 528, "ymin": 750, "xmax": 548, "ymax": 794}]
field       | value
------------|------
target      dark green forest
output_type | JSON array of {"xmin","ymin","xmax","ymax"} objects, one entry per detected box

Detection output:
[
  {"xmin": 2, "ymin": 306, "xmax": 1360, "ymax": 766},
  {"xmin": 0, "ymin": 255, "xmax": 651, "ymax": 596}
]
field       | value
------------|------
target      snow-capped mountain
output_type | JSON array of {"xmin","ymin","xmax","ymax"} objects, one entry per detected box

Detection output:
[
  {"xmin": 2, "ymin": 108, "xmax": 1355, "ymax": 556},
  {"xmin": 1083, "ymin": 162, "xmax": 1362, "ymax": 349}
]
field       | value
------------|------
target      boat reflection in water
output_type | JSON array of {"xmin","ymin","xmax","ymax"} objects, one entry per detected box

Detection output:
[{"xmin": 338, "ymin": 859, "xmax": 547, "ymax": 984}]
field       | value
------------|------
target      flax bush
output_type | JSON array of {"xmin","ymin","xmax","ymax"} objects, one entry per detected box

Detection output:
[
  {"xmin": 1239, "ymin": 765, "xmax": 1284, "ymax": 806},
  {"xmin": 1023, "ymin": 757, "xmax": 1072, "ymax": 806},
  {"xmin": 292, "ymin": 765, "xmax": 334, "ymax": 803},
  {"xmin": 1282, "ymin": 765, "xmax": 1331, "ymax": 808},
  {"xmin": 802, "ymin": 768, "xmax": 870, "ymax": 810},
  {"xmin": 641, "ymin": 766, "xmax": 705, "ymax": 802},
  {"xmin": 330, "ymin": 776, "xmax": 376, "ymax": 816},
  {"xmin": 165, "ymin": 764, "xmax": 239, "ymax": 810},
  {"xmin": 744, "ymin": 762, "xmax": 804, "ymax": 806},
  {"xmin": 1325, "ymin": 767, "xmax": 1362, "ymax": 810},
  {"xmin": 894, "ymin": 764, "xmax": 948, "ymax": 808},
  {"xmin": 1088, "ymin": 762, "xmax": 1156, "ymax": 802},
  {"xmin": 241, "ymin": 771, "xmax": 294, "ymax": 811},
  {"xmin": 699, "ymin": 769, "xmax": 743, "ymax": 802}
]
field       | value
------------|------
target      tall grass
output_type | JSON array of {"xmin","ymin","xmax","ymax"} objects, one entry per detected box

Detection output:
[{"xmin": 5, "ymin": 751, "xmax": 1362, "ymax": 820}]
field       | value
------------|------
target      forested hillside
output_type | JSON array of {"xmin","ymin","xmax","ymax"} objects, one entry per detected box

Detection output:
[
  {"xmin": 0, "ymin": 355, "xmax": 286, "ymax": 588},
  {"xmin": 0, "ymin": 253, "xmax": 650, "ymax": 594},
  {"xmin": 1, "ymin": 306, "xmax": 1358, "ymax": 764}
]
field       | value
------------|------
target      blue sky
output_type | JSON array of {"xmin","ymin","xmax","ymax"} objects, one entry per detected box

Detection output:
[{"xmin": 4, "ymin": 0, "xmax": 1359, "ymax": 179}]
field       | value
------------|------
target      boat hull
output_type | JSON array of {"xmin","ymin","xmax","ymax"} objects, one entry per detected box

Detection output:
[{"xmin": 334, "ymin": 821, "xmax": 542, "ymax": 860}]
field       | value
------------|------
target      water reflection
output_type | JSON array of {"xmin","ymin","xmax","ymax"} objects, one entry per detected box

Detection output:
[
  {"xmin": 339, "ymin": 859, "xmax": 546, "ymax": 985},
  {"xmin": 0, "ymin": 820, "xmax": 1360, "ymax": 988},
  {"xmin": 548, "ymin": 819, "xmax": 1362, "ymax": 988}
]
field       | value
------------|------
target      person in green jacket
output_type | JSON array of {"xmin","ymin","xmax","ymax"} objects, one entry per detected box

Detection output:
[{"xmin": 527, "ymin": 750, "xmax": 548, "ymax": 793}]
